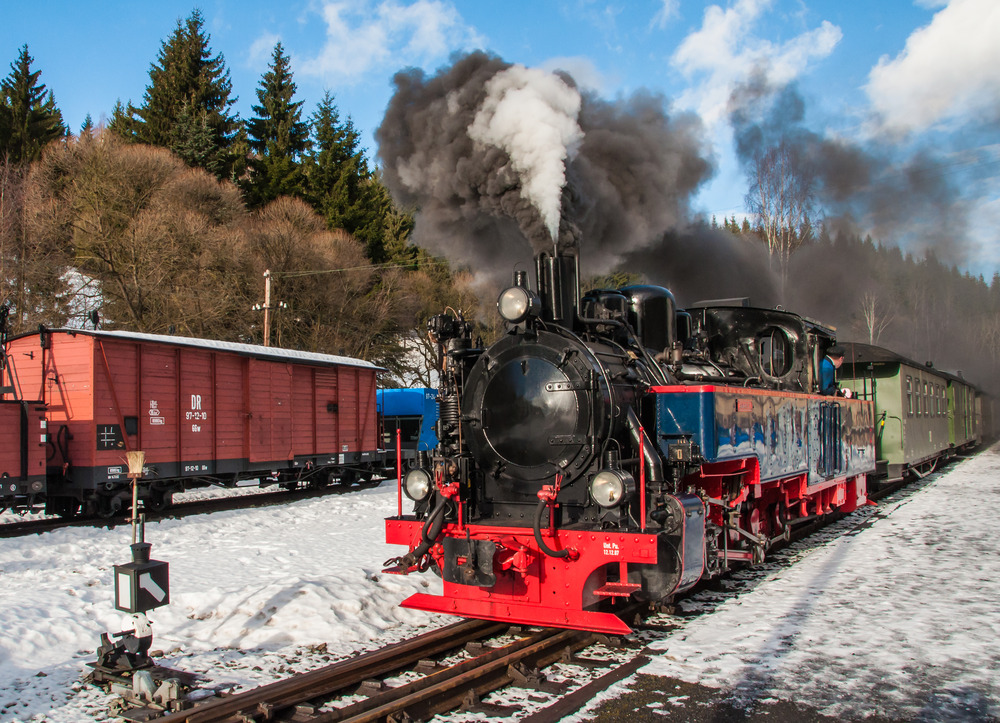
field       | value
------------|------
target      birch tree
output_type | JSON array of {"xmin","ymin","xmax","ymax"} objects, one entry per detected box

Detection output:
[{"xmin": 744, "ymin": 141, "xmax": 813, "ymax": 301}]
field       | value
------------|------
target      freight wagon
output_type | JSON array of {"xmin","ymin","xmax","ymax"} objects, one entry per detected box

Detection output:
[{"xmin": 3, "ymin": 328, "xmax": 383, "ymax": 516}]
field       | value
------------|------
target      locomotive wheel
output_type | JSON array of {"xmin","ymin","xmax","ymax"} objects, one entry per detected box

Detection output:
[{"xmin": 771, "ymin": 502, "xmax": 791, "ymax": 542}]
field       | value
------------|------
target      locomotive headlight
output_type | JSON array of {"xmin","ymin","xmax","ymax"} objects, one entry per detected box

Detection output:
[
  {"xmin": 403, "ymin": 468, "xmax": 433, "ymax": 502},
  {"xmin": 497, "ymin": 286, "xmax": 540, "ymax": 324},
  {"xmin": 590, "ymin": 470, "xmax": 634, "ymax": 509}
]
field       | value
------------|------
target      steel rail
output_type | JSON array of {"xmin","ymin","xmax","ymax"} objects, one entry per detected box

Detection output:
[
  {"xmin": 315, "ymin": 627, "xmax": 595, "ymax": 722},
  {"xmin": 155, "ymin": 618, "xmax": 503, "ymax": 723}
]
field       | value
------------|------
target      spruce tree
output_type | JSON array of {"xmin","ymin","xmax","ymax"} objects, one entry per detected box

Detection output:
[
  {"xmin": 121, "ymin": 10, "xmax": 239, "ymax": 178},
  {"xmin": 0, "ymin": 45, "xmax": 66, "ymax": 164},
  {"xmin": 242, "ymin": 42, "xmax": 309, "ymax": 207},
  {"xmin": 306, "ymin": 92, "xmax": 388, "ymax": 260},
  {"xmin": 107, "ymin": 100, "xmax": 131, "ymax": 141},
  {"xmin": 170, "ymin": 101, "xmax": 225, "ymax": 177}
]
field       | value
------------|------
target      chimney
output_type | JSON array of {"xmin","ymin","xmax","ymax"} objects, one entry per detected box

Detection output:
[{"xmin": 535, "ymin": 251, "xmax": 579, "ymax": 328}]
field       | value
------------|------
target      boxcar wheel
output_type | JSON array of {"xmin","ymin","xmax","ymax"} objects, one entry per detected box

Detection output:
[
  {"xmin": 146, "ymin": 491, "xmax": 172, "ymax": 512},
  {"xmin": 96, "ymin": 495, "xmax": 123, "ymax": 519}
]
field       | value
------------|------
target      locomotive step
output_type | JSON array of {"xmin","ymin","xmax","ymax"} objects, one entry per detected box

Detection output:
[{"xmin": 593, "ymin": 582, "xmax": 642, "ymax": 598}]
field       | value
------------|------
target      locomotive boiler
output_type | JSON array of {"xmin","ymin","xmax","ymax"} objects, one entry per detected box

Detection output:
[{"xmin": 385, "ymin": 249, "xmax": 876, "ymax": 634}]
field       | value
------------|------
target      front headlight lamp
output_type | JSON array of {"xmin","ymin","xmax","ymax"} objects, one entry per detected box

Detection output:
[
  {"xmin": 403, "ymin": 468, "xmax": 433, "ymax": 502},
  {"xmin": 497, "ymin": 286, "xmax": 540, "ymax": 324},
  {"xmin": 590, "ymin": 470, "xmax": 634, "ymax": 509}
]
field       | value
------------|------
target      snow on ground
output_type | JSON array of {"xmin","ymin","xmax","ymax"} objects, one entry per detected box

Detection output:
[
  {"xmin": 570, "ymin": 443, "xmax": 1000, "ymax": 722},
  {"xmin": 0, "ymin": 482, "xmax": 445, "ymax": 722},
  {"xmin": 3, "ymin": 447, "xmax": 1000, "ymax": 722}
]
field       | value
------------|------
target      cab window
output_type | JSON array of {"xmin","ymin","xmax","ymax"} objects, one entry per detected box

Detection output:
[{"xmin": 757, "ymin": 329, "xmax": 791, "ymax": 377}]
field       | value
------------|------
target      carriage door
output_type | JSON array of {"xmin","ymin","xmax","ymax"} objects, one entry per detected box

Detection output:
[{"xmin": 818, "ymin": 402, "xmax": 843, "ymax": 476}]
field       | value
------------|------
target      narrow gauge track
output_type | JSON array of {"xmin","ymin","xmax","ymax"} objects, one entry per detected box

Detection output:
[
  {"xmin": 154, "ymin": 617, "xmax": 641, "ymax": 723},
  {"xmin": 144, "ymin": 466, "xmax": 950, "ymax": 723},
  {"xmin": 0, "ymin": 481, "xmax": 388, "ymax": 538}
]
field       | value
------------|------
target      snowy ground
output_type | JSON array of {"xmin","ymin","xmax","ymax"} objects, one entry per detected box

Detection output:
[
  {"xmin": 570, "ymin": 443, "xmax": 1000, "ymax": 722},
  {"xmin": 0, "ymin": 483, "xmax": 446, "ymax": 722},
  {"xmin": 2, "ymin": 446, "xmax": 999, "ymax": 722}
]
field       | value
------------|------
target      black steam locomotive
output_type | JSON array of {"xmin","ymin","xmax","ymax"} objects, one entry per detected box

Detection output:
[{"xmin": 386, "ymin": 250, "xmax": 874, "ymax": 633}]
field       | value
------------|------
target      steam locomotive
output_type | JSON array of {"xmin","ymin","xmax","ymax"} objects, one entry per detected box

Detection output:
[{"xmin": 385, "ymin": 250, "xmax": 876, "ymax": 634}]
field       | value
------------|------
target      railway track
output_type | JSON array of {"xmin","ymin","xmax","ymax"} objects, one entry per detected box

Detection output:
[
  {"xmin": 152, "ymin": 616, "xmax": 644, "ymax": 723},
  {"xmin": 0, "ymin": 480, "xmax": 386, "ymax": 538}
]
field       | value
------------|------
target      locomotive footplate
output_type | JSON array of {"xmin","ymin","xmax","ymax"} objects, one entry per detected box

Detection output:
[{"xmin": 442, "ymin": 537, "xmax": 497, "ymax": 586}]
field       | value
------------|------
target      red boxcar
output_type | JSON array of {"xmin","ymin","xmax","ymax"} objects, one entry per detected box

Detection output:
[{"xmin": 4, "ymin": 328, "xmax": 381, "ymax": 515}]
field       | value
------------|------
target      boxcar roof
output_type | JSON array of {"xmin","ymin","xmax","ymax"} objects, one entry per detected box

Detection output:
[{"xmin": 11, "ymin": 328, "xmax": 382, "ymax": 371}]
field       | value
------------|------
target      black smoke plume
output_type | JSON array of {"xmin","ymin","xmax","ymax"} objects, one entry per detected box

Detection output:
[
  {"xmin": 729, "ymin": 74, "xmax": 971, "ymax": 266},
  {"xmin": 376, "ymin": 51, "xmax": 714, "ymax": 282}
]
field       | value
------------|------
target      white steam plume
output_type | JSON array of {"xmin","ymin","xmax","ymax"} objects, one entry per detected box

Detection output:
[{"xmin": 468, "ymin": 66, "xmax": 583, "ymax": 241}]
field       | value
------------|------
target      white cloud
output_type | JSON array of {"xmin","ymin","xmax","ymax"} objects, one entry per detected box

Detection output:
[
  {"xmin": 652, "ymin": 0, "xmax": 680, "ymax": 29},
  {"xmin": 299, "ymin": 0, "xmax": 482, "ymax": 84},
  {"xmin": 669, "ymin": 0, "xmax": 842, "ymax": 127},
  {"xmin": 248, "ymin": 32, "xmax": 282, "ymax": 68},
  {"xmin": 866, "ymin": 0, "xmax": 1000, "ymax": 135}
]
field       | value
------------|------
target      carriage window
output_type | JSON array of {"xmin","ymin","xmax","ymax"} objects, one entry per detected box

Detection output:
[
  {"xmin": 757, "ymin": 329, "xmax": 791, "ymax": 377},
  {"xmin": 906, "ymin": 376, "xmax": 913, "ymax": 416},
  {"xmin": 924, "ymin": 382, "xmax": 929, "ymax": 416}
]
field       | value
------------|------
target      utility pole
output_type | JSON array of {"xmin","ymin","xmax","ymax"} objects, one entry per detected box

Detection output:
[
  {"xmin": 262, "ymin": 269, "xmax": 272, "ymax": 347},
  {"xmin": 252, "ymin": 269, "xmax": 286, "ymax": 347}
]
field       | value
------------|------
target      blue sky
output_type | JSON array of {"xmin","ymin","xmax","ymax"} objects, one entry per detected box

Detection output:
[{"xmin": 2, "ymin": 0, "xmax": 998, "ymax": 275}]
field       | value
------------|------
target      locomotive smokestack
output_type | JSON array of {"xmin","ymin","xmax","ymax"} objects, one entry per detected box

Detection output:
[{"xmin": 535, "ymin": 251, "xmax": 579, "ymax": 327}]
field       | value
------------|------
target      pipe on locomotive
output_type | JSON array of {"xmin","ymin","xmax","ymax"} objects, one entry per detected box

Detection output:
[
  {"xmin": 627, "ymin": 407, "xmax": 663, "ymax": 485},
  {"xmin": 394, "ymin": 493, "xmax": 448, "ymax": 570},
  {"xmin": 532, "ymin": 496, "xmax": 570, "ymax": 558}
]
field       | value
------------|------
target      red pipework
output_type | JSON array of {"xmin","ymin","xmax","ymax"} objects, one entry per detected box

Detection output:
[
  {"xmin": 536, "ymin": 473, "xmax": 563, "ymax": 503},
  {"xmin": 728, "ymin": 484, "xmax": 750, "ymax": 508},
  {"xmin": 396, "ymin": 427, "xmax": 402, "ymax": 517},
  {"xmin": 537, "ymin": 473, "xmax": 563, "ymax": 534},
  {"xmin": 536, "ymin": 485, "xmax": 559, "ymax": 503}
]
